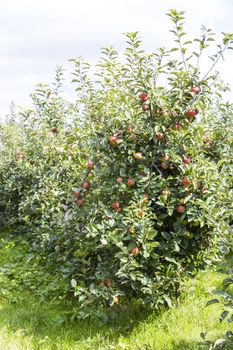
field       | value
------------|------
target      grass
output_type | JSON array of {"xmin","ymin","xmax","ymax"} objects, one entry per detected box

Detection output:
[{"xmin": 0, "ymin": 232, "xmax": 231, "ymax": 350}]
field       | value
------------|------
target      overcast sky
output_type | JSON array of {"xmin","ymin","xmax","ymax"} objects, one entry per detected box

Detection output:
[{"xmin": 1, "ymin": 0, "xmax": 233, "ymax": 117}]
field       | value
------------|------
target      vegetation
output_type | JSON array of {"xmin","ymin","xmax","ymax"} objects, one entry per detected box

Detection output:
[{"xmin": 0, "ymin": 9, "xmax": 233, "ymax": 348}]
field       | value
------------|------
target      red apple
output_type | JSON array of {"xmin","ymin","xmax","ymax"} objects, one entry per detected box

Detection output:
[
  {"xmin": 162, "ymin": 154, "xmax": 169, "ymax": 161},
  {"xmin": 82, "ymin": 181, "xmax": 90, "ymax": 190},
  {"xmin": 182, "ymin": 177, "xmax": 190, "ymax": 187},
  {"xmin": 108, "ymin": 135, "xmax": 118, "ymax": 145},
  {"xmin": 51, "ymin": 127, "xmax": 58, "ymax": 133},
  {"xmin": 112, "ymin": 202, "xmax": 121, "ymax": 210},
  {"xmin": 116, "ymin": 177, "xmax": 123, "ymax": 184},
  {"xmin": 76, "ymin": 198, "xmax": 85, "ymax": 206},
  {"xmin": 139, "ymin": 92, "xmax": 148, "ymax": 102},
  {"xmin": 127, "ymin": 178, "xmax": 135, "ymax": 186},
  {"xmin": 73, "ymin": 190, "xmax": 81, "ymax": 198},
  {"xmin": 142, "ymin": 104, "xmax": 150, "ymax": 111},
  {"xmin": 130, "ymin": 246, "xmax": 139, "ymax": 256},
  {"xmin": 174, "ymin": 122, "xmax": 180, "ymax": 130},
  {"xmin": 125, "ymin": 127, "xmax": 132, "ymax": 134},
  {"xmin": 86, "ymin": 160, "xmax": 95, "ymax": 170},
  {"xmin": 191, "ymin": 86, "xmax": 201, "ymax": 94},
  {"xmin": 183, "ymin": 155, "xmax": 192, "ymax": 164},
  {"xmin": 176, "ymin": 204, "xmax": 186, "ymax": 213},
  {"xmin": 186, "ymin": 109, "xmax": 199, "ymax": 118}
]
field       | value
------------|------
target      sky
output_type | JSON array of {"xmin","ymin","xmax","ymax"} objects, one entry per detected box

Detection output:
[{"xmin": 1, "ymin": 0, "xmax": 233, "ymax": 117}]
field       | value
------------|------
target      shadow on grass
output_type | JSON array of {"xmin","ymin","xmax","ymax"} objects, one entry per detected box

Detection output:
[
  {"xmin": 0, "ymin": 295, "xmax": 153, "ymax": 348},
  {"xmin": 168, "ymin": 339, "xmax": 210, "ymax": 350},
  {"xmin": 0, "ymin": 298, "xmax": 213, "ymax": 350}
]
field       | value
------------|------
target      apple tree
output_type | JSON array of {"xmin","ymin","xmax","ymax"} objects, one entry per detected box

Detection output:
[
  {"xmin": 60, "ymin": 10, "xmax": 233, "ymax": 318},
  {"xmin": 0, "ymin": 10, "xmax": 232, "ymax": 320}
]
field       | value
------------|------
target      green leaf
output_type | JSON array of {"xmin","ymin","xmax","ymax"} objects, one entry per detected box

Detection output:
[
  {"xmin": 148, "ymin": 229, "xmax": 158, "ymax": 240},
  {"xmin": 161, "ymin": 232, "xmax": 171, "ymax": 240},
  {"xmin": 220, "ymin": 310, "xmax": 229, "ymax": 323},
  {"xmin": 205, "ymin": 299, "xmax": 219, "ymax": 307},
  {"xmin": 223, "ymin": 278, "xmax": 233, "ymax": 288}
]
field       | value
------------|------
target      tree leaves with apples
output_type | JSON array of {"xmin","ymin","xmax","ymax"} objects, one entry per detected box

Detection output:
[
  {"xmin": 63, "ymin": 10, "xmax": 233, "ymax": 318},
  {"xmin": 0, "ymin": 9, "xmax": 233, "ymax": 320}
]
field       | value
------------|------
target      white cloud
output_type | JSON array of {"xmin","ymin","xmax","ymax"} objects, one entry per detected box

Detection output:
[{"xmin": 0, "ymin": 0, "xmax": 233, "ymax": 117}]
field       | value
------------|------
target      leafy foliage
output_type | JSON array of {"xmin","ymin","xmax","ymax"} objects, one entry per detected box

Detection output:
[{"xmin": 0, "ymin": 10, "xmax": 232, "ymax": 319}]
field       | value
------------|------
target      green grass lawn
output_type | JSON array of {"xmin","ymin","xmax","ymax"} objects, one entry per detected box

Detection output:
[{"xmin": 0, "ymin": 232, "xmax": 231, "ymax": 350}]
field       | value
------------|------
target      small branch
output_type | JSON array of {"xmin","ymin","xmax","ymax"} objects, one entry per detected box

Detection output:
[
  {"xmin": 152, "ymin": 162, "xmax": 163, "ymax": 177},
  {"xmin": 200, "ymin": 43, "xmax": 229, "ymax": 83},
  {"xmin": 194, "ymin": 45, "xmax": 204, "ymax": 76},
  {"xmin": 154, "ymin": 51, "xmax": 164, "ymax": 86},
  {"xmin": 207, "ymin": 72, "xmax": 220, "ymax": 88},
  {"xmin": 175, "ymin": 23, "xmax": 188, "ymax": 72},
  {"xmin": 150, "ymin": 142, "xmax": 164, "ymax": 177}
]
